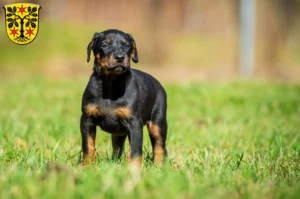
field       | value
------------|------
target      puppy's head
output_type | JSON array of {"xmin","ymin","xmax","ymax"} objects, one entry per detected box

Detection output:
[{"xmin": 87, "ymin": 29, "xmax": 138, "ymax": 75}]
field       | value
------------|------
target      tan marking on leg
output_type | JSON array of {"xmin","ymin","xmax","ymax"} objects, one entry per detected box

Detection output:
[
  {"xmin": 83, "ymin": 135, "xmax": 95, "ymax": 164},
  {"xmin": 134, "ymin": 156, "xmax": 143, "ymax": 167},
  {"xmin": 128, "ymin": 155, "xmax": 142, "ymax": 168},
  {"xmin": 127, "ymin": 137, "xmax": 143, "ymax": 168},
  {"xmin": 85, "ymin": 104, "xmax": 104, "ymax": 117},
  {"xmin": 154, "ymin": 145, "xmax": 164, "ymax": 164},
  {"xmin": 148, "ymin": 122, "xmax": 161, "ymax": 138},
  {"xmin": 114, "ymin": 106, "xmax": 131, "ymax": 119},
  {"xmin": 148, "ymin": 121, "xmax": 164, "ymax": 165}
]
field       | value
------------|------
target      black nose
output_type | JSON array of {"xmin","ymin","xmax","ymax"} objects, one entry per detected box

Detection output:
[{"xmin": 115, "ymin": 54, "xmax": 125, "ymax": 63}]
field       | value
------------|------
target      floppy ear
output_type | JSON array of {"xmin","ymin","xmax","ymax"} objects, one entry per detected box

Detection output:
[
  {"xmin": 127, "ymin": 33, "xmax": 139, "ymax": 63},
  {"xmin": 87, "ymin": 32, "xmax": 100, "ymax": 63}
]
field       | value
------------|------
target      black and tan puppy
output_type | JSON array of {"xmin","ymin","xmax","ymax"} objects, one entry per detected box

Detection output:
[{"xmin": 81, "ymin": 29, "xmax": 168, "ymax": 166}]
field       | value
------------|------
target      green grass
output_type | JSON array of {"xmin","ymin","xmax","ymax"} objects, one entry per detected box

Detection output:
[{"xmin": 0, "ymin": 78, "xmax": 299, "ymax": 199}]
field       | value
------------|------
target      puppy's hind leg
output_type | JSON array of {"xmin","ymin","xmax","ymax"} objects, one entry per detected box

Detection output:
[{"xmin": 147, "ymin": 93, "xmax": 168, "ymax": 165}]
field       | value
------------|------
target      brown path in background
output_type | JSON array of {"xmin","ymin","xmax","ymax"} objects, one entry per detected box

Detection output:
[
  {"xmin": 41, "ymin": 60, "xmax": 300, "ymax": 83},
  {"xmin": 43, "ymin": 65, "xmax": 235, "ymax": 83},
  {"xmin": 1, "ymin": 59, "xmax": 300, "ymax": 83}
]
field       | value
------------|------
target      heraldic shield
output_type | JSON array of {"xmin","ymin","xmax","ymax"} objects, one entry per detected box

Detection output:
[{"xmin": 3, "ymin": 3, "xmax": 41, "ymax": 45}]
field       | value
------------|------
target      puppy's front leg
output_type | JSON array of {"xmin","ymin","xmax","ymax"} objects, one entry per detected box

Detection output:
[
  {"xmin": 80, "ymin": 115, "xmax": 97, "ymax": 165},
  {"xmin": 127, "ymin": 119, "xmax": 143, "ymax": 167}
]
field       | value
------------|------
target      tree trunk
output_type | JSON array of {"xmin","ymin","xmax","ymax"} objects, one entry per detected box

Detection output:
[{"xmin": 20, "ymin": 18, "xmax": 25, "ymax": 38}]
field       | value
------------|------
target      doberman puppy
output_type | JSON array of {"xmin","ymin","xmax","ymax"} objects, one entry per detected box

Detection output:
[{"xmin": 81, "ymin": 29, "xmax": 168, "ymax": 166}]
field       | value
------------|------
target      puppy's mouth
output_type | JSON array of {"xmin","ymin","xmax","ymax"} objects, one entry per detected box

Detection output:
[{"xmin": 107, "ymin": 65, "xmax": 128, "ymax": 72}]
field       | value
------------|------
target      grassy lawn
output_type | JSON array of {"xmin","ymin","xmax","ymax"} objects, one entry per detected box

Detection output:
[{"xmin": 0, "ymin": 78, "xmax": 299, "ymax": 199}]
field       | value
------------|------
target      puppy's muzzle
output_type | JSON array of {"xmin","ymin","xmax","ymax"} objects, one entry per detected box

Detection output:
[{"xmin": 107, "ymin": 65, "xmax": 128, "ymax": 72}]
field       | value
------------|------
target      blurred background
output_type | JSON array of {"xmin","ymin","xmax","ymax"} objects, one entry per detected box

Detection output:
[{"xmin": 1, "ymin": 0, "xmax": 300, "ymax": 82}]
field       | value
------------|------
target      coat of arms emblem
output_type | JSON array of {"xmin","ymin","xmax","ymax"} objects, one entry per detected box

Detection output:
[{"xmin": 3, "ymin": 3, "xmax": 41, "ymax": 45}]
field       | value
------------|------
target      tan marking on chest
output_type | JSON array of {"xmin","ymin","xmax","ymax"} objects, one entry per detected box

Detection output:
[
  {"xmin": 85, "ymin": 104, "xmax": 132, "ymax": 119},
  {"xmin": 85, "ymin": 104, "xmax": 105, "ymax": 117},
  {"xmin": 114, "ymin": 106, "xmax": 132, "ymax": 119}
]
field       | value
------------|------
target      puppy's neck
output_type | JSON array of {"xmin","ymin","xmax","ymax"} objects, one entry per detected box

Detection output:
[{"xmin": 98, "ymin": 69, "xmax": 132, "ymax": 100}]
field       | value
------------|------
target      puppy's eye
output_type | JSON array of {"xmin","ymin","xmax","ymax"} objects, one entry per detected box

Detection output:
[
  {"xmin": 121, "ymin": 40, "xmax": 130, "ymax": 47},
  {"xmin": 123, "ymin": 42, "xmax": 130, "ymax": 47},
  {"xmin": 101, "ymin": 43, "xmax": 109, "ymax": 48}
]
